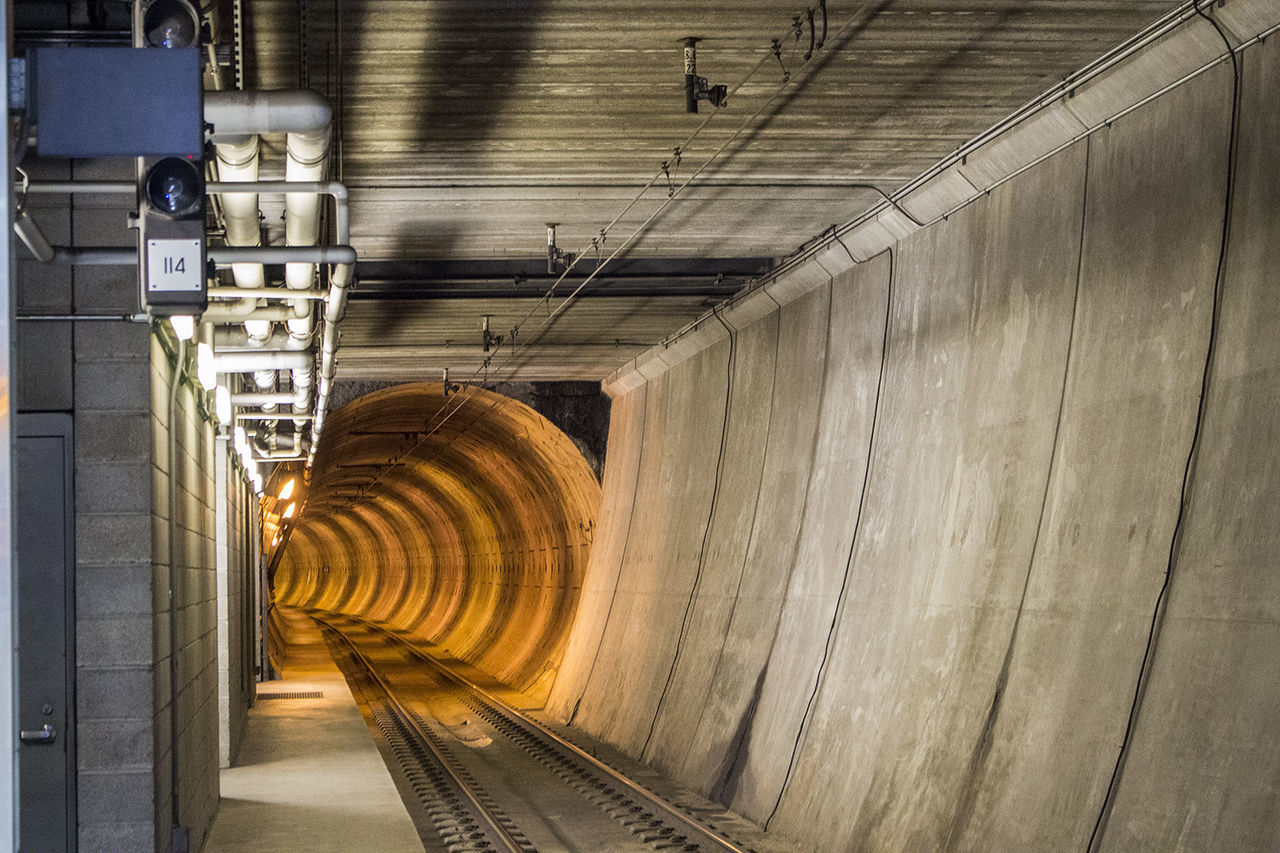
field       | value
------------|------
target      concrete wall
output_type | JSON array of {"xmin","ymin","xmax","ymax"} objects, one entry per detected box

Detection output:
[
  {"xmin": 276, "ymin": 383, "xmax": 601, "ymax": 698},
  {"xmin": 15, "ymin": 154, "xmax": 257, "ymax": 850},
  {"xmin": 550, "ymin": 38, "xmax": 1280, "ymax": 851},
  {"xmin": 215, "ymin": 435, "xmax": 255, "ymax": 768},
  {"xmin": 150, "ymin": 335, "xmax": 222, "ymax": 851}
]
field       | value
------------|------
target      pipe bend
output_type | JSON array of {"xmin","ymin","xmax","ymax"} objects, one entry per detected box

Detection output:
[{"xmin": 205, "ymin": 90, "xmax": 333, "ymax": 139}]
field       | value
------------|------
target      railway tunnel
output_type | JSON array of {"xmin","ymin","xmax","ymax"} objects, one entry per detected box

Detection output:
[
  {"xmin": 272, "ymin": 383, "xmax": 601, "ymax": 698},
  {"xmin": 6, "ymin": 1, "xmax": 1280, "ymax": 851}
]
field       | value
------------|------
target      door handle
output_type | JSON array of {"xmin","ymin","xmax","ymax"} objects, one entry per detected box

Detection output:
[{"xmin": 20, "ymin": 724, "xmax": 56, "ymax": 744}]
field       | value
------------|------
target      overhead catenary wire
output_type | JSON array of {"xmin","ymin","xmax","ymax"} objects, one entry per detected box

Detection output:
[
  {"xmin": 483, "ymin": 0, "xmax": 883, "ymax": 381},
  {"xmin": 322, "ymin": 1, "xmax": 881, "ymax": 509},
  {"xmin": 1085, "ymin": 1, "xmax": 1240, "ymax": 848}
]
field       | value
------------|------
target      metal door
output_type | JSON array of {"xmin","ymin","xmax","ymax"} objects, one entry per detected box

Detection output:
[{"xmin": 16, "ymin": 414, "xmax": 76, "ymax": 851}]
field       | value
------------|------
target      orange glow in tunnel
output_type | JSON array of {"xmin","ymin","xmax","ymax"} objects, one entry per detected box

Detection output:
[{"xmin": 272, "ymin": 383, "xmax": 601, "ymax": 698}]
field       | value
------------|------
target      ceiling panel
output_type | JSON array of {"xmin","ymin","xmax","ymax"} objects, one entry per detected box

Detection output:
[{"xmin": 240, "ymin": 0, "xmax": 1181, "ymax": 380}]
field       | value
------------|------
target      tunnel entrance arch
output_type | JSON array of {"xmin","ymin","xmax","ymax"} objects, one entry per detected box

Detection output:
[{"xmin": 272, "ymin": 382, "xmax": 602, "ymax": 697}]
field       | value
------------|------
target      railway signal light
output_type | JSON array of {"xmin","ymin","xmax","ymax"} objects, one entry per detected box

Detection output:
[{"xmin": 134, "ymin": 0, "xmax": 207, "ymax": 315}]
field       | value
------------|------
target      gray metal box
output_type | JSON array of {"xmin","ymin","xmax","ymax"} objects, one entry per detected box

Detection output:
[{"xmin": 33, "ymin": 47, "xmax": 202, "ymax": 158}]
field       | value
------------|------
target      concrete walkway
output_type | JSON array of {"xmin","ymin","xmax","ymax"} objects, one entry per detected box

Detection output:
[{"xmin": 204, "ymin": 611, "xmax": 421, "ymax": 852}]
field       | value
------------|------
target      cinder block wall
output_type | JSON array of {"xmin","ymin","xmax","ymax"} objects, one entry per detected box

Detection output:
[
  {"xmin": 215, "ymin": 437, "xmax": 255, "ymax": 767},
  {"xmin": 150, "ymin": 334, "xmax": 221, "ymax": 851},
  {"xmin": 15, "ymin": 154, "xmax": 257, "ymax": 850}
]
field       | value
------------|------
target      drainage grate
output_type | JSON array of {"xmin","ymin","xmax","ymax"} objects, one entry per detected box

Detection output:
[{"xmin": 257, "ymin": 691, "xmax": 324, "ymax": 700}]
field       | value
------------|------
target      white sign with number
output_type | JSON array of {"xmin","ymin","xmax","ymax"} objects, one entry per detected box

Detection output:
[{"xmin": 146, "ymin": 239, "xmax": 203, "ymax": 292}]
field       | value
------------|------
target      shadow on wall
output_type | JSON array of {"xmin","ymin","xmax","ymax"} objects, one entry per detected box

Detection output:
[{"xmin": 273, "ymin": 382, "xmax": 601, "ymax": 699}]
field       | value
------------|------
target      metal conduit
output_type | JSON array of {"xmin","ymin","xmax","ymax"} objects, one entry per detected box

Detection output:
[
  {"xmin": 206, "ymin": 90, "xmax": 331, "ymax": 395},
  {"xmin": 232, "ymin": 392, "xmax": 297, "ymax": 406},
  {"xmin": 213, "ymin": 350, "xmax": 313, "ymax": 372},
  {"xmin": 202, "ymin": 305, "xmax": 296, "ymax": 323},
  {"xmin": 207, "ymin": 287, "xmax": 327, "ymax": 300},
  {"xmin": 46, "ymin": 245, "xmax": 356, "ymax": 265},
  {"xmin": 23, "ymin": 108, "xmax": 350, "ymax": 467}
]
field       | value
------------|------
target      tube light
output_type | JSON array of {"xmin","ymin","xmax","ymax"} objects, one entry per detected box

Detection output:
[
  {"xmin": 169, "ymin": 315, "xmax": 195, "ymax": 341},
  {"xmin": 196, "ymin": 342, "xmax": 216, "ymax": 390},
  {"xmin": 215, "ymin": 385, "xmax": 232, "ymax": 425},
  {"xmin": 278, "ymin": 477, "xmax": 296, "ymax": 501},
  {"xmin": 283, "ymin": 502, "xmax": 297, "ymax": 519}
]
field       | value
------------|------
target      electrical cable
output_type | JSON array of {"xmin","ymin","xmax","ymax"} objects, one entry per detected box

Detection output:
[
  {"xmin": 847, "ymin": 182, "xmax": 926, "ymax": 227},
  {"xmin": 166, "ymin": 335, "xmax": 189, "ymax": 837},
  {"xmin": 641, "ymin": 304, "xmax": 738, "ymax": 759},
  {"xmin": 326, "ymin": 1, "xmax": 881, "ymax": 510},
  {"xmin": 568, "ymin": 392, "xmax": 652, "ymax": 725},
  {"xmin": 480, "ymin": 0, "xmax": 881, "ymax": 386},
  {"xmin": 701, "ymin": 272, "xmax": 829, "ymax": 802},
  {"xmin": 1084, "ymin": 3, "xmax": 1239, "ymax": 848},
  {"xmin": 764, "ymin": 241, "xmax": 893, "ymax": 831}
]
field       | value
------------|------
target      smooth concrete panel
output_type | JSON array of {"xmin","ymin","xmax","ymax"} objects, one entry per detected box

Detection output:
[
  {"xmin": 1098, "ymin": 44, "xmax": 1280, "ymax": 852},
  {"xmin": 569, "ymin": 342, "xmax": 731, "ymax": 753},
  {"xmin": 760, "ymin": 140, "xmax": 1085, "ymax": 847},
  {"xmin": 941, "ymin": 64, "xmax": 1227, "ymax": 850},
  {"xmin": 654, "ymin": 288, "xmax": 831, "ymax": 800},
  {"xmin": 553, "ymin": 314, "xmax": 777, "ymax": 727},
  {"xmin": 708, "ymin": 254, "xmax": 890, "ymax": 817},
  {"xmin": 640, "ymin": 305, "xmax": 790, "ymax": 779}
]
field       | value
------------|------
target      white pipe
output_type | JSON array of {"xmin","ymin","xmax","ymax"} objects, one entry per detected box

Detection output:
[
  {"xmin": 232, "ymin": 392, "xmax": 295, "ymax": 406},
  {"xmin": 213, "ymin": 136, "xmax": 263, "ymax": 283},
  {"xmin": 215, "ymin": 327, "xmax": 310, "ymax": 350},
  {"xmin": 208, "ymin": 286, "xmax": 328, "ymax": 300},
  {"xmin": 211, "ymin": 122, "xmax": 269, "ymax": 388},
  {"xmin": 213, "ymin": 351, "xmax": 312, "ymax": 372},
  {"xmin": 201, "ymin": 305, "xmax": 295, "ymax": 323},
  {"xmin": 45, "ymin": 245, "xmax": 355, "ymax": 265},
  {"xmin": 205, "ymin": 90, "xmax": 332, "ymax": 142},
  {"xmin": 205, "ymin": 92, "xmax": 344, "ymax": 468},
  {"xmin": 206, "ymin": 90, "xmax": 334, "ymax": 428}
]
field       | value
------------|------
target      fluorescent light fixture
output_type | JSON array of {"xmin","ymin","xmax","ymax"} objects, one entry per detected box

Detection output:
[
  {"xmin": 196, "ymin": 342, "xmax": 215, "ymax": 390},
  {"xmin": 278, "ymin": 477, "xmax": 296, "ymax": 501},
  {"xmin": 283, "ymin": 502, "xmax": 297, "ymax": 519},
  {"xmin": 215, "ymin": 385, "xmax": 232, "ymax": 425},
  {"xmin": 169, "ymin": 315, "xmax": 196, "ymax": 341}
]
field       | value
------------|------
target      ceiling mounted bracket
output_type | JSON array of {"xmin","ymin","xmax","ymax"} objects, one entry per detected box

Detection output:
[
  {"xmin": 682, "ymin": 37, "xmax": 727, "ymax": 113},
  {"xmin": 545, "ymin": 222, "xmax": 574, "ymax": 274}
]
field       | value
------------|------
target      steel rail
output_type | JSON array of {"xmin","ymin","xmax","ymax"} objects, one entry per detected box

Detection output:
[
  {"xmin": 315, "ymin": 616, "xmax": 527, "ymax": 853},
  {"xmin": 329, "ymin": 611, "xmax": 750, "ymax": 853}
]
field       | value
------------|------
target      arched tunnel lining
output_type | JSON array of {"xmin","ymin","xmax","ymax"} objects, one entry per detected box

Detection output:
[
  {"xmin": 273, "ymin": 42, "xmax": 1280, "ymax": 853},
  {"xmin": 550, "ymin": 49, "xmax": 1280, "ymax": 853},
  {"xmin": 276, "ymin": 383, "xmax": 600, "ymax": 698}
]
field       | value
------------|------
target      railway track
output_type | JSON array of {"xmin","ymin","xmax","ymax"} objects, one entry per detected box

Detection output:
[{"xmin": 314, "ymin": 612, "xmax": 768, "ymax": 853}]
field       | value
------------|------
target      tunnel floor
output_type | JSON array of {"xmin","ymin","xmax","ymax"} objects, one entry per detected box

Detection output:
[
  {"xmin": 209, "ymin": 606, "xmax": 789, "ymax": 852},
  {"xmin": 204, "ymin": 607, "xmax": 421, "ymax": 851}
]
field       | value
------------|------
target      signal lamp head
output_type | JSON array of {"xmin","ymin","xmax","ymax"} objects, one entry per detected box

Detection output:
[
  {"xmin": 144, "ymin": 157, "xmax": 203, "ymax": 218},
  {"xmin": 143, "ymin": 0, "xmax": 200, "ymax": 49}
]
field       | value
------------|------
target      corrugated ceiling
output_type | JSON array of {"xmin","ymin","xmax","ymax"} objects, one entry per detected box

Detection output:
[{"xmin": 241, "ymin": 0, "xmax": 1181, "ymax": 381}]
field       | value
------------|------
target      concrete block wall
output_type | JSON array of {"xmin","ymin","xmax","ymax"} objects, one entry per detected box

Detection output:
[
  {"xmin": 215, "ymin": 437, "xmax": 254, "ymax": 768},
  {"xmin": 15, "ymin": 152, "xmax": 256, "ymax": 850},
  {"xmin": 150, "ymin": 336, "xmax": 221, "ymax": 851},
  {"xmin": 67, "ymin": 161, "xmax": 161, "ymax": 851},
  {"xmin": 550, "ymin": 37, "xmax": 1280, "ymax": 851}
]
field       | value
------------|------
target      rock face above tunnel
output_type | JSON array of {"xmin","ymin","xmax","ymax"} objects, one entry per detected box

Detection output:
[
  {"xmin": 548, "ymin": 45, "xmax": 1280, "ymax": 851},
  {"xmin": 329, "ymin": 380, "xmax": 611, "ymax": 479},
  {"xmin": 274, "ymin": 383, "xmax": 601, "ymax": 698}
]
